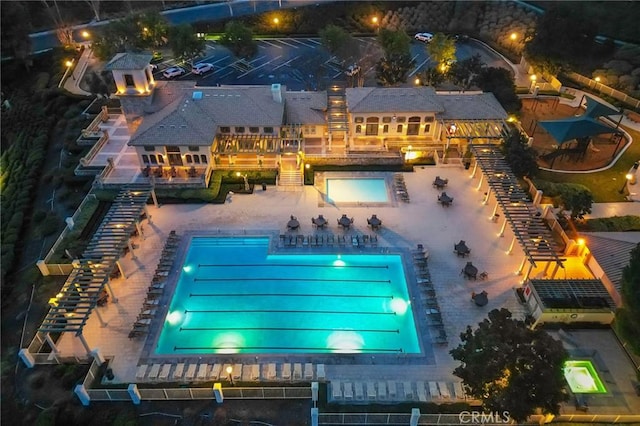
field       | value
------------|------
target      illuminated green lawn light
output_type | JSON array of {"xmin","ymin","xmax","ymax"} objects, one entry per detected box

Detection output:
[{"xmin": 564, "ymin": 360, "xmax": 607, "ymax": 394}]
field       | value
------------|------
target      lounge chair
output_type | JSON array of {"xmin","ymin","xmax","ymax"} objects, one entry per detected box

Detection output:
[
  {"xmin": 366, "ymin": 381, "xmax": 376, "ymax": 400},
  {"xmin": 402, "ymin": 381, "xmax": 414, "ymax": 400},
  {"xmin": 377, "ymin": 381, "xmax": 387, "ymax": 400},
  {"xmin": 282, "ymin": 363, "xmax": 291, "ymax": 380},
  {"xmin": 453, "ymin": 381, "xmax": 466, "ymax": 400},
  {"xmin": 173, "ymin": 363, "xmax": 185, "ymax": 380},
  {"xmin": 159, "ymin": 364, "xmax": 172, "ymax": 381},
  {"xmin": 304, "ymin": 363, "xmax": 313, "ymax": 380},
  {"xmin": 209, "ymin": 364, "xmax": 222, "ymax": 380},
  {"xmin": 293, "ymin": 363, "xmax": 303, "ymax": 380},
  {"xmin": 387, "ymin": 381, "xmax": 397, "ymax": 399},
  {"xmin": 343, "ymin": 382, "xmax": 354, "ymax": 399},
  {"xmin": 184, "ymin": 364, "xmax": 196, "ymax": 380},
  {"xmin": 135, "ymin": 364, "xmax": 148, "ymax": 381},
  {"xmin": 232, "ymin": 364, "xmax": 242, "ymax": 380},
  {"xmin": 417, "ymin": 381, "xmax": 428, "ymax": 402},
  {"xmin": 250, "ymin": 364, "xmax": 260, "ymax": 380},
  {"xmin": 268, "ymin": 363, "xmax": 277, "ymax": 379},
  {"xmin": 439, "ymin": 382, "xmax": 451, "ymax": 399},
  {"xmin": 429, "ymin": 381, "xmax": 440, "ymax": 400},
  {"xmin": 148, "ymin": 363, "xmax": 161, "ymax": 381},
  {"xmin": 355, "ymin": 382, "xmax": 364, "ymax": 400},
  {"xmin": 332, "ymin": 381, "xmax": 342, "ymax": 400},
  {"xmin": 316, "ymin": 364, "xmax": 325, "ymax": 381}
]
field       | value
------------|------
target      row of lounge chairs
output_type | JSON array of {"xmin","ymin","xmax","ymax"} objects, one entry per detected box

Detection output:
[
  {"xmin": 394, "ymin": 174, "xmax": 410, "ymax": 203},
  {"xmin": 330, "ymin": 380, "xmax": 467, "ymax": 402},
  {"xmin": 279, "ymin": 234, "xmax": 378, "ymax": 248},
  {"xmin": 129, "ymin": 231, "xmax": 180, "ymax": 339},
  {"xmin": 412, "ymin": 244, "xmax": 447, "ymax": 345},
  {"xmin": 135, "ymin": 362, "xmax": 326, "ymax": 383}
]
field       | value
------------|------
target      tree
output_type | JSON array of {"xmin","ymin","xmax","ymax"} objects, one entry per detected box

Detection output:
[
  {"xmin": 84, "ymin": 0, "xmax": 101, "ymax": 21},
  {"xmin": 378, "ymin": 29, "xmax": 411, "ymax": 59},
  {"xmin": 451, "ymin": 309, "xmax": 569, "ymax": 423},
  {"xmin": 417, "ymin": 67, "xmax": 445, "ymax": 88},
  {"xmin": 427, "ymin": 33, "xmax": 456, "ymax": 68},
  {"xmin": 525, "ymin": 3, "xmax": 598, "ymax": 71},
  {"xmin": 617, "ymin": 243, "xmax": 640, "ymax": 354},
  {"xmin": 557, "ymin": 183, "xmax": 593, "ymax": 220},
  {"xmin": 448, "ymin": 54, "xmax": 483, "ymax": 90},
  {"xmin": 0, "ymin": 2, "xmax": 33, "ymax": 70},
  {"xmin": 219, "ymin": 21, "xmax": 257, "ymax": 60},
  {"xmin": 139, "ymin": 11, "xmax": 169, "ymax": 48},
  {"xmin": 375, "ymin": 54, "xmax": 415, "ymax": 86},
  {"xmin": 87, "ymin": 71, "xmax": 115, "ymax": 98},
  {"xmin": 169, "ymin": 24, "xmax": 205, "ymax": 63},
  {"xmin": 319, "ymin": 24, "xmax": 349, "ymax": 57},
  {"xmin": 502, "ymin": 128, "xmax": 538, "ymax": 178},
  {"xmin": 474, "ymin": 67, "xmax": 522, "ymax": 114}
]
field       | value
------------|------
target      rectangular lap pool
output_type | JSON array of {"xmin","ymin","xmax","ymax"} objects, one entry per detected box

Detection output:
[
  {"xmin": 156, "ymin": 236, "xmax": 420, "ymax": 355},
  {"xmin": 326, "ymin": 178, "xmax": 389, "ymax": 204}
]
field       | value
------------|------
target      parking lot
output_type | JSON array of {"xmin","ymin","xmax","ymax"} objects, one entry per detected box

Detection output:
[{"xmin": 152, "ymin": 36, "xmax": 511, "ymax": 90}]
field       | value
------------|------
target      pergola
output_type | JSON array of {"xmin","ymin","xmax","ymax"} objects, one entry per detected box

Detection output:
[
  {"xmin": 213, "ymin": 133, "xmax": 283, "ymax": 154},
  {"xmin": 38, "ymin": 185, "xmax": 151, "ymax": 354},
  {"xmin": 442, "ymin": 119, "xmax": 509, "ymax": 141},
  {"xmin": 469, "ymin": 144, "xmax": 565, "ymax": 280}
]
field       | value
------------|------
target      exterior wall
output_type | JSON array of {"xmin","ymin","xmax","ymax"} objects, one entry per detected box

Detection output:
[
  {"xmin": 302, "ymin": 124, "xmax": 325, "ymax": 137},
  {"xmin": 113, "ymin": 66, "xmax": 155, "ymax": 95},
  {"xmin": 348, "ymin": 112, "xmax": 440, "ymax": 148},
  {"xmin": 535, "ymin": 311, "xmax": 614, "ymax": 326},
  {"xmin": 135, "ymin": 146, "xmax": 211, "ymax": 168}
]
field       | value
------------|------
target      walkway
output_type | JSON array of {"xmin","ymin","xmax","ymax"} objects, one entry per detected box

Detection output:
[{"xmin": 585, "ymin": 202, "xmax": 640, "ymax": 219}]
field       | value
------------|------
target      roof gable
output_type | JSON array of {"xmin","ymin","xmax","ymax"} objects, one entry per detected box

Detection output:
[
  {"xmin": 346, "ymin": 87, "xmax": 444, "ymax": 113},
  {"xmin": 105, "ymin": 52, "xmax": 153, "ymax": 70}
]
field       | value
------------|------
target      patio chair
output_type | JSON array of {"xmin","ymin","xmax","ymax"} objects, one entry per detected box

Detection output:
[
  {"xmin": 343, "ymin": 382, "xmax": 354, "ymax": 400},
  {"xmin": 172, "ymin": 363, "xmax": 185, "ymax": 380},
  {"xmin": 197, "ymin": 364, "xmax": 209, "ymax": 381},
  {"xmin": 159, "ymin": 364, "xmax": 172, "ymax": 381},
  {"xmin": 429, "ymin": 381, "xmax": 440, "ymax": 400},
  {"xmin": 332, "ymin": 381, "xmax": 342, "ymax": 400},
  {"xmin": 282, "ymin": 363, "xmax": 291, "ymax": 380},
  {"xmin": 366, "ymin": 381, "xmax": 376, "ymax": 400},
  {"xmin": 209, "ymin": 364, "xmax": 222, "ymax": 380},
  {"xmin": 355, "ymin": 382, "xmax": 364, "ymax": 400},
  {"xmin": 267, "ymin": 363, "xmax": 277, "ymax": 379},
  {"xmin": 147, "ymin": 363, "xmax": 161, "ymax": 381},
  {"xmin": 402, "ymin": 382, "xmax": 414, "ymax": 400},
  {"xmin": 293, "ymin": 363, "xmax": 303, "ymax": 380},
  {"xmin": 417, "ymin": 381, "xmax": 428, "ymax": 402},
  {"xmin": 304, "ymin": 363, "xmax": 313, "ymax": 380},
  {"xmin": 135, "ymin": 364, "xmax": 148, "ymax": 381}
]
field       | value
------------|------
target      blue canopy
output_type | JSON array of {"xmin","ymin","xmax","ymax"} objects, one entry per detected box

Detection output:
[
  {"xmin": 584, "ymin": 95, "xmax": 620, "ymax": 119},
  {"xmin": 539, "ymin": 117, "xmax": 615, "ymax": 144}
]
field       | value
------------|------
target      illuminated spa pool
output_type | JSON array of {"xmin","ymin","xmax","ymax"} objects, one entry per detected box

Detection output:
[
  {"xmin": 564, "ymin": 360, "xmax": 607, "ymax": 394},
  {"xmin": 325, "ymin": 178, "xmax": 389, "ymax": 204},
  {"xmin": 155, "ymin": 236, "xmax": 420, "ymax": 355}
]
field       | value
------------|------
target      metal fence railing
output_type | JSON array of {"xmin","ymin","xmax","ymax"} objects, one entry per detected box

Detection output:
[{"xmin": 565, "ymin": 72, "xmax": 640, "ymax": 110}]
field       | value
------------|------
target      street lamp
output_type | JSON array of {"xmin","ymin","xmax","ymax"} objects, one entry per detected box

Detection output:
[
  {"xmin": 65, "ymin": 60, "xmax": 73, "ymax": 68},
  {"xmin": 510, "ymin": 32, "xmax": 517, "ymax": 41},
  {"xmin": 619, "ymin": 173, "xmax": 633, "ymax": 194},
  {"xmin": 226, "ymin": 365, "xmax": 234, "ymax": 385},
  {"xmin": 414, "ymin": 77, "xmax": 421, "ymax": 86},
  {"xmin": 81, "ymin": 30, "xmax": 90, "ymax": 39},
  {"xmin": 371, "ymin": 16, "xmax": 379, "ymax": 33},
  {"xmin": 273, "ymin": 17, "xmax": 280, "ymax": 31},
  {"xmin": 236, "ymin": 171, "xmax": 249, "ymax": 192}
]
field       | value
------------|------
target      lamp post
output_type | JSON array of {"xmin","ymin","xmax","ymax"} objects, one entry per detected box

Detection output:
[
  {"xmin": 226, "ymin": 365, "xmax": 234, "ymax": 385},
  {"xmin": 236, "ymin": 172, "xmax": 249, "ymax": 192},
  {"xmin": 619, "ymin": 173, "xmax": 633, "ymax": 194},
  {"xmin": 273, "ymin": 17, "xmax": 280, "ymax": 32},
  {"xmin": 371, "ymin": 16, "xmax": 379, "ymax": 33}
]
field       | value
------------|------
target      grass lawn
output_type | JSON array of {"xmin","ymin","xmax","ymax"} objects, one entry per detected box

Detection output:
[{"xmin": 536, "ymin": 125, "xmax": 640, "ymax": 202}]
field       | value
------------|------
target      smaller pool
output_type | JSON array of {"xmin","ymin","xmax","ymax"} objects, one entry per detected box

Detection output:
[
  {"xmin": 326, "ymin": 178, "xmax": 388, "ymax": 204},
  {"xmin": 564, "ymin": 360, "xmax": 607, "ymax": 394}
]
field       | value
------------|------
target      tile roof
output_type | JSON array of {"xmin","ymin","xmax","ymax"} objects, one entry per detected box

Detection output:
[
  {"xmin": 129, "ymin": 85, "xmax": 286, "ymax": 146},
  {"xmin": 582, "ymin": 233, "xmax": 639, "ymax": 294},
  {"xmin": 105, "ymin": 52, "xmax": 153, "ymax": 70},
  {"xmin": 283, "ymin": 92, "xmax": 326, "ymax": 124},
  {"xmin": 346, "ymin": 87, "xmax": 444, "ymax": 113},
  {"xmin": 437, "ymin": 92, "xmax": 508, "ymax": 120}
]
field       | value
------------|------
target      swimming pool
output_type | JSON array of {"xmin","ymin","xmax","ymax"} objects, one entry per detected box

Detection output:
[
  {"xmin": 155, "ymin": 236, "xmax": 420, "ymax": 355},
  {"xmin": 326, "ymin": 178, "xmax": 389, "ymax": 204}
]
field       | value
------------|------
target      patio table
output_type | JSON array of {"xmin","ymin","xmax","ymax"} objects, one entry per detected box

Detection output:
[
  {"xmin": 338, "ymin": 214, "xmax": 353, "ymax": 228},
  {"xmin": 367, "ymin": 215, "xmax": 382, "ymax": 229},
  {"xmin": 454, "ymin": 240, "xmax": 470, "ymax": 257},
  {"xmin": 312, "ymin": 215, "xmax": 327, "ymax": 228},
  {"xmin": 433, "ymin": 176, "xmax": 448, "ymax": 189},
  {"xmin": 287, "ymin": 215, "xmax": 299, "ymax": 230},
  {"xmin": 463, "ymin": 262, "xmax": 478, "ymax": 279},
  {"xmin": 438, "ymin": 192, "xmax": 453, "ymax": 206}
]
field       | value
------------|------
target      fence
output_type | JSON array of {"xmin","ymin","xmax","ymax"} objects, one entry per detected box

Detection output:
[
  {"xmin": 25, "ymin": 331, "xmax": 91, "ymax": 365},
  {"xmin": 564, "ymin": 72, "xmax": 640, "ymax": 110},
  {"xmin": 79, "ymin": 130, "xmax": 110, "ymax": 167},
  {"xmin": 81, "ymin": 106, "xmax": 109, "ymax": 138},
  {"xmin": 39, "ymin": 194, "xmax": 98, "ymax": 276}
]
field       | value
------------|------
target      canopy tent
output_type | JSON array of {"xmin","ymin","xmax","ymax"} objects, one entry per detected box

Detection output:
[
  {"xmin": 539, "ymin": 116, "xmax": 615, "ymax": 145},
  {"xmin": 583, "ymin": 95, "xmax": 620, "ymax": 119}
]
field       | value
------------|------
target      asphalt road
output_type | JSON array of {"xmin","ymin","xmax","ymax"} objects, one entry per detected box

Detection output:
[{"xmin": 154, "ymin": 37, "xmax": 512, "ymax": 91}]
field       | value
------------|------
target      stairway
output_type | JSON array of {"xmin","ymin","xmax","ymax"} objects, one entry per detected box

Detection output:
[
  {"xmin": 278, "ymin": 157, "xmax": 302, "ymax": 189},
  {"xmin": 327, "ymin": 83, "xmax": 348, "ymax": 149}
]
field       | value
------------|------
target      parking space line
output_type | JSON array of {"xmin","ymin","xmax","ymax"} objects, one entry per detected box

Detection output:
[
  {"xmin": 274, "ymin": 39, "xmax": 299, "ymax": 49},
  {"xmin": 258, "ymin": 40, "xmax": 283, "ymax": 49},
  {"xmin": 306, "ymin": 38, "xmax": 322, "ymax": 45},
  {"xmin": 237, "ymin": 55, "xmax": 284, "ymax": 78},
  {"xmin": 216, "ymin": 70, "xmax": 234, "ymax": 79},
  {"xmin": 273, "ymin": 55, "xmax": 301, "ymax": 70},
  {"xmin": 211, "ymin": 56, "xmax": 231, "ymax": 65},
  {"xmin": 285, "ymin": 38, "xmax": 316, "ymax": 48},
  {"xmin": 409, "ymin": 58, "xmax": 432, "ymax": 76}
]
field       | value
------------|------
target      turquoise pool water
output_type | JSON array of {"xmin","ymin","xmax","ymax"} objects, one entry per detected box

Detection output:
[
  {"xmin": 156, "ymin": 237, "xmax": 420, "ymax": 355},
  {"xmin": 326, "ymin": 178, "xmax": 388, "ymax": 203}
]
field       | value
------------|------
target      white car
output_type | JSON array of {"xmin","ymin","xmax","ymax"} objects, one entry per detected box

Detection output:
[
  {"xmin": 414, "ymin": 32, "xmax": 434, "ymax": 43},
  {"xmin": 192, "ymin": 63, "xmax": 214, "ymax": 75},
  {"xmin": 345, "ymin": 64, "xmax": 361, "ymax": 77},
  {"xmin": 162, "ymin": 66, "xmax": 186, "ymax": 79}
]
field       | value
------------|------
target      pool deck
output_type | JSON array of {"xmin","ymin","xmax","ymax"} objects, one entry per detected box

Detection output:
[{"xmin": 55, "ymin": 165, "xmax": 594, "ymax": 386}]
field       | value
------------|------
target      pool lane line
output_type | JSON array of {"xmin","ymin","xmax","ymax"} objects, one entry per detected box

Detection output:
[
  {"xmin": 179, "ymin": 326, "xmax": 400, "ymax": 333},
  {"xmin": 189, "ymin": 293, "xmax": 394, "ymax": 299},
  {"xmin": 173, "ymin": 346, "xmax": 404, "ymax": 353},
  {"xmin": 184, "ymin": 309, "xmax": 396, "ymax": 315},
  {"xmin": 197, "ymin": 263, "xmax": 389, "ymax": 269},
  {"xmin": 193, "ymin": 278, "xmax": 391, "ymax": 283}
]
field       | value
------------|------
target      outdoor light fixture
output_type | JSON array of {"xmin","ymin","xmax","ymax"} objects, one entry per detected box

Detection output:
[
  {"xmin": 81, "ymin": 30, "xmax": 90, "ymax": 39},
  {"xmin": 595, "ymin": 76, "xmax": 601, "ymax": 82},
  {"xmin": 65, "ymin": 60, "xmax": 73, "ymax": 67},
  {"xmin": 510, "ymin": 32, "xmax": 517, "ymax": 41},
  {"xmin": 619, "ymin": 173, "xmax": 633, "ymax": 194},
  {"xmin": 530, "ymin": 74, "xmax": 537, "ymax": 81},
  {"xmin": 414, "ymin": 77, "xmax": 420, "ymax": 85},
  {"xmin": 226, "ymin": 366, "xmax": 234, "ymax": 385}
]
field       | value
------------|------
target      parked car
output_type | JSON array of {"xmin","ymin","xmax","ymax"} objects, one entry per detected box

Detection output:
[
  {"xmin": 345, "ymin": 64, "xmax": 361, "ymax": 77},
  {"xmin": 414, "ymin": 32, "xmax": 434, "ymax": 43},
  {"xmin": 151, "ymin": 51, "xmax": 163, "ymax": 63},
  {"xmin": 192, "ymin": 63, "xmax": 214, "ymax": 75},
  {"xmin": 162, "ymin": 66, "xmax": 186, "ymax": 79}
]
